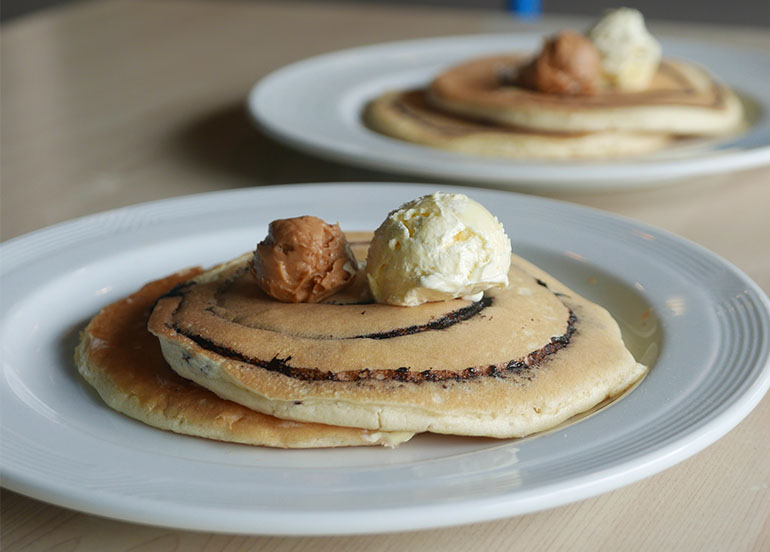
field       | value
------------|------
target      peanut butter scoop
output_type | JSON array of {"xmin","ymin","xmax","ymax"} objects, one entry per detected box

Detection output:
[
  {"xmin": 251, "ymin": 216, "xmax": 357, "ymax": 303},
  {"xmin": 516, "ymin": 30, "xmax": 600, "ymax": 96}
]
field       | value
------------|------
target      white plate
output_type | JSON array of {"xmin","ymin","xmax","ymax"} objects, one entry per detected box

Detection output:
[
  {"xmin": 2, "ymin": 184, "xmax": 769, "ymax": 535},
  {"xmin": 248, "ymin": 34, "xmax": 770, "ymax": 191}
]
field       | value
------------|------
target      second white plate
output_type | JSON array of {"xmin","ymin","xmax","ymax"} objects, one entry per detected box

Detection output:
[{"xmin": 248, "ymin": 34, "xmax": 770, "ymax": 191}]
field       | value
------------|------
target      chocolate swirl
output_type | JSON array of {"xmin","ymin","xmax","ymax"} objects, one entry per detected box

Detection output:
[{"xmin": 162, "ymin": 261, "xmax": 578, "ymax": 384}]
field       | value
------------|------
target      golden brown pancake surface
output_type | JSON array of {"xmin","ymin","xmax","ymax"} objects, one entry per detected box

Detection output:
[
  {"xmin": 432, "ymin": 56, "xmax": 724, "ymax": 108},
  {"xmin": 426, "ymin": 55, "xmax": 743, "ymax": 134},
  {"xmin": 75, "ymin": 269, "xmax": 414, "ymax": 448}
]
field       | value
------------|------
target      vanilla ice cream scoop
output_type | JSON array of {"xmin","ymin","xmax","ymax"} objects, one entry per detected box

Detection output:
[
  {"xmin": 588, "ymin": 8, "xmax": 661, "ymax": 91},
  {"xmin": 365, "ymin": 192, "xmax": 511, "ymax": 306}
]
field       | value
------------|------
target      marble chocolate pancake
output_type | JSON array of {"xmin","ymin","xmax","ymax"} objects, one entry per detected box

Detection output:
[
  {"xmin": 427, "ymin": 55, "xmax": 744, "ymax": 135},
  {"xmin": 75, "ymin": 269, "xmax": 414, "ymax": 448},
  {"xmin": 364, "ymin": 89, "xmax": 671, "ymax": 159},
  {"xmin": 148, "ymin": 236, "xmax": 647, "ymax": 438}
]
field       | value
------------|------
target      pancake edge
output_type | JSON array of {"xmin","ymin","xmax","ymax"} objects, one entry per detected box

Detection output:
[{"xmin": 364, "ymin": 90, "xmax": 672, "ymax": 159}]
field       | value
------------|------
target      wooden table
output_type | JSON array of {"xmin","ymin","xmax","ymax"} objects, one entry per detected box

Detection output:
[{"xmin": 2, "ymin": 1, "xmax": 769, "ymax": 550}]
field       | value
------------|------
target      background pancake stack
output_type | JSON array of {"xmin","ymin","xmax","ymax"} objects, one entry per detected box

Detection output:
[{"xmin": 364, "ymin": 53, "xmax": 744, "ymax": 160}]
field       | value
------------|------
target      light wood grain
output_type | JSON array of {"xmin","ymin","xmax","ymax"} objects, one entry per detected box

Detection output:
[{"xmin": 2, "ymin": 1, "xmax": 769, "ymax": 551}]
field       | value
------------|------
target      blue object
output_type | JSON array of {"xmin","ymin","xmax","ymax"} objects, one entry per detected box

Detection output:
[{"xmin": 508, "ymin": 0, "xmax": 542, "ymax": 18}]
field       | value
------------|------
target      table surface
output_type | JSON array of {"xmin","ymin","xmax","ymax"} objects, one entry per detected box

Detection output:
[{"xmin": 2, "ymin": 1, "xmax": 769, "ymax": 550}]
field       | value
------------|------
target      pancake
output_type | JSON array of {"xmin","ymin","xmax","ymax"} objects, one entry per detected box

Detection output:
[
  {"xmin": 148, "ymin": 236, "xmax": 648, "ymax": 439},
  {"xmin": 364, "ymin": 89, "xmax": 671, "ymax": 159},
  {"xmin": 427, "ymin": 55, "xmax": 744, "ymax": 134},
  {"xmin": 75, "ymin": 269, "xmax": 414, "ymax": 448}
]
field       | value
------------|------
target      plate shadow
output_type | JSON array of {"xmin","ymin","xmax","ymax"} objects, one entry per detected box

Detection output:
[{"xmin": 174, "ymin": 101, "xmax": 419, "ymax": 186}]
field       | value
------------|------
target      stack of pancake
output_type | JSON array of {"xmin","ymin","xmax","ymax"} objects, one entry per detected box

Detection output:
[
  {"xmin": 75, "ymin": 266, "xmax": 412, "ymax": 448},
  {"xmin": 75, "ymin": 234, "xmax": 647, "ymax": 448},
  {"xmin": 364, "ymin": 52, "xmax": 744, "ymax": 160}
]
